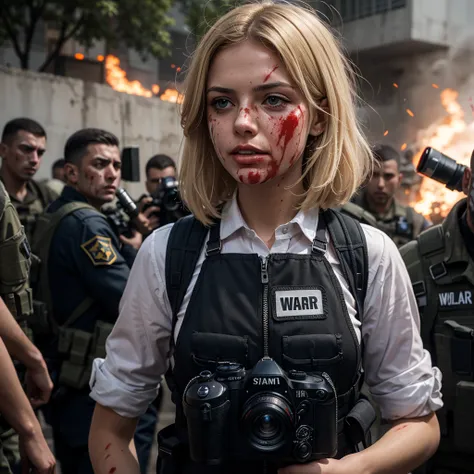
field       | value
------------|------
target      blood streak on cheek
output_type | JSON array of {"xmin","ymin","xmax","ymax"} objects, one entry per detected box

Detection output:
[
  {"xmin": 105, "ymin": 443, "xmax": 112, "ymax": 450},
  {"xmin": 277, "ymin": 108, "xmax": 301, "ymax": 167},
  {"xmin": 263, "ymin": 65, "xmax": 279, "ymax": 83}
]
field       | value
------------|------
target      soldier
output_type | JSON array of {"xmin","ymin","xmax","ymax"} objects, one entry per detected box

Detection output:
[
  {"xmin": 31, "ymin": 128, "xmax": 154, "ymax": 474},
  {"xmin": 354, "ymin": 144, "xmax": 430, "ymax": 247},
  {"xmin": 0, "ymin": 180, "xmax": 54, "ymax": 473},
  {"xmin": 400, "ymin": 151, "xmax": 474, "ymax": 473},
  {"xmin": 0, "ymin": 118, "xmax": 58, "ymax": 244}
]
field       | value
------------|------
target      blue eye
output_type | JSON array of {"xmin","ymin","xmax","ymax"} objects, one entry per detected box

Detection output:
[
  {"xmin": 265, "ymin": 95, "xmax": 288, "ymax": 108},
  {"xmin": 212, "ymin": 98, "xmax": 231, "ymax": 110}
]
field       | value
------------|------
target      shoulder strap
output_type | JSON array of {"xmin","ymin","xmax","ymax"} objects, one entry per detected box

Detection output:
[
  {"xmin": 322, "ymin": 209, "xmax": 368, "ymax": 319},
  {"xmin": 413, "ymin": 225, "xmax": 446, "ymax": 356},
  {"xmin": 165, "ymin": 215, "xmax": 209, "ymax": 344},
  {"xmin": 32, "ymin": 201, "xmax": 97, "ymax": 331}
]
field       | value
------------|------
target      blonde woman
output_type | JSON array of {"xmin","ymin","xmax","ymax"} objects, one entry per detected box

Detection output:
[{"xmin": 88, "ymin": 2, "xmax": 442, "ymax": 474}]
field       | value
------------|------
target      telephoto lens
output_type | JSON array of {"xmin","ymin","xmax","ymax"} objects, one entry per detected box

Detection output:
[{"xmin": 417, "ymin": 147, "xmax": 466, "ymax": 192}]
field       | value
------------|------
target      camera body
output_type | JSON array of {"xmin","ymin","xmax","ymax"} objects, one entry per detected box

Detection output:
[
  {"xmin": 183, "ymin": 357, "xmax": 337, "ymax": 466},
  {"xmin": 143, "ymin": 176, "xmax": 187, "ymax": 226}
]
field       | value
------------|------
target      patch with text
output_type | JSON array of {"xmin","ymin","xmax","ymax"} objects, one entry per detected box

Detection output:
[{"xmin": 272, "ymin": 287, "xmax": 327, "ymax": 321}]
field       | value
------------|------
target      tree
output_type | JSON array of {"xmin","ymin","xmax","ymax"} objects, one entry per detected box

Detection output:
[
  {"xmin": 179, "ymin": 0, "xmax": 247, "ymax": 40},
  {"xmin": 0, "ymin": 0, "xmax": 175, "ymax": 71}
]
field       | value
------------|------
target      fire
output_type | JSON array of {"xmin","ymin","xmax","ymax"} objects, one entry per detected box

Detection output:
[
  {"xmin": 104, "ymin": 55, "xmax": 183, "ymax": 104},
  {"xmin": 409, "ymin": 88, "xmax": 474, "ymax": 220}
]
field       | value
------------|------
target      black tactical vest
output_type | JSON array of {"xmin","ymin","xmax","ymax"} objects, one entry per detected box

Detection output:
[
  {"xmin": 165, "ymin": 212, "xmax": 365, "ymax": 474},
  {"xmin": 405, "ymin": 200, "xmax": 474, "ymax": 471}
]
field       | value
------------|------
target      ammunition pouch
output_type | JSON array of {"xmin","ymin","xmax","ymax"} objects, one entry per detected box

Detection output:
[
  {"xmin": 57, "ymin": 320, "xmax": 113, "ymax": 390},
  {"xmin": 436, "ymin": 320, "xmax": 474, "ymax": 456},
  {"xmin": 157, "ymin": 424, "xmax": 189, "ymax": 474},
  {"xmin": 28, "ymin": 299, "xmax": 53, "ymax": 335},
  {"xmin": 344, "ymin": 397, "xmax": 376, "ymax": 449}
]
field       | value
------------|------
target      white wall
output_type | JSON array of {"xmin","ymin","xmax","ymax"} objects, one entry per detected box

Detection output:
[{"xmin": 0, "ymin": 66, "xmax": 184, "ymax": 198}]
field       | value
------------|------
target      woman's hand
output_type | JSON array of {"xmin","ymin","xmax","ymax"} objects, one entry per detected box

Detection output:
[{"xmin": 279, "ymin": 454, "xmax": 365, "ymax": 474}]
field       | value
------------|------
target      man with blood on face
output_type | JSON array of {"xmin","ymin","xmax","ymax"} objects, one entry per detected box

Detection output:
[
  {"xmin": 35, "ymin": 129, "xmax": 157, "ymax": 474},
  {"xmin": 400, "ymin": 151, "xmax": 474, "ymax": 474},
  {"xmin": 88, "ymin": 4, "xmax": 441, "ymax": 474},
  {"xmin": 0, "ymin": 118, "xmax": 57, "ymax": 244}
]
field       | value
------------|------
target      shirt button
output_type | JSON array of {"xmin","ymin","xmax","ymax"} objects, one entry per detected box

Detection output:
[{"xmin": 282, "ymin": 227, "xmax": 289, "ymax": 234}]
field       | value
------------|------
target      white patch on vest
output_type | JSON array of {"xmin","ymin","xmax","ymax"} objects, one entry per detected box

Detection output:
[
  {"xmin": 438, "ymin": 290, "xmax": 473, "ymax": 307},
  {"xmin": 275, "ymin": 289, "xmax": 323, "ymax": 317}
]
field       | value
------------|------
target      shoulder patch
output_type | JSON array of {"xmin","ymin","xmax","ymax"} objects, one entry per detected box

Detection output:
[{"xmin": 81, "ymin": 235, "xmax": 117, "ymax": 266}]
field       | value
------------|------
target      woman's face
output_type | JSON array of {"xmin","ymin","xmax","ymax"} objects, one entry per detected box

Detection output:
[{"xmin": 206, "ymin": 40, "xmax": 317, "ymax": 186}]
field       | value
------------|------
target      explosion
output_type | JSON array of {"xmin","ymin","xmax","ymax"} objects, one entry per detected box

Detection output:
[{"xmin": 409, "ymin": 88, "xmax": 474, "ymax": 219}]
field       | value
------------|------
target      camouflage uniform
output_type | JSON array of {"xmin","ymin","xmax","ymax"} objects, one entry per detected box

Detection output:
[
  {"xmin": 2, "ymin": 179, "xmax": 57, "ymax": 246},
  {"xmin": 400, "ymin": 198, "xmax": 474, "ymax": 473},
  {"xmin": 0, "ymin": 181, "xmax": 33, "ymax": 474},
  {"xmin": 355, "ymin": 194, "xmax": 430, "ymax": 247}
]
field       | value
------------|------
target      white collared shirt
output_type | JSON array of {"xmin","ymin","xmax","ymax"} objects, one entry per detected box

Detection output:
[{"xmin": 90, "ymin": 198, "xmax": 443, "ymax": 420}]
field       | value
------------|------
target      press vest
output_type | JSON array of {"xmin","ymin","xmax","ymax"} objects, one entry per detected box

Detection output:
[
  {"xmin": 167, "ymin": 212, "xmax": 366, "ymax": 474},
  {"xmin": 401, "ymin": 199, "xmax": 474, "ymax": 472}
]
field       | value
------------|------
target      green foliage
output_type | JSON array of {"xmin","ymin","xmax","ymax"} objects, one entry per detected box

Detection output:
[
  {"xmin": 179, "ymin": 0, "xmax": 248, "ymax": 39},
  {"xmin": 0, "ymin": 0, "xmax": 175, "ymax": 70}
]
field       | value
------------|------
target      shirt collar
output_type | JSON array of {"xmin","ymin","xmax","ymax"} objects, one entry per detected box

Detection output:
[
  {"xmin": 220, "ymin": 194, "xmax": 319, "ymax": 243},
  {"xmin": 60, "ymin": 185, "xmax": 89, "ymax": 204}
]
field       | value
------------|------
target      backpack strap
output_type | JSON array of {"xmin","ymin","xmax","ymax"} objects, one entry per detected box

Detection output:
[
  {"xmin": 322, "ymin": 209, "xmax": 369, "ymax": 319},
  {"xmin": 32, "ymin": 201, "xmax": 97, "ymax": 333},
  {"xmin": 165, "ymin": 215, "xmax": 209, "ymax": 354}
]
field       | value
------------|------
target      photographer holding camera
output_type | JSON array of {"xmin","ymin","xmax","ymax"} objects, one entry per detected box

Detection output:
[
  {"xmin": 89, "ymin": 3, "xmax": 442, "ymax": 474},
  {"xmin": 138, "ymin": 154, "xmax": 183, "ymax": 231},
  {"xmin": 400, "ymin": 148, "xmax": 474, "ymax": 474}
]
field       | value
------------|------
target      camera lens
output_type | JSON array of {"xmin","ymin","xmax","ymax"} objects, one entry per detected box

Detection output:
[
  {"xmin": 417, "ymin": 147, "xmax": 466, "ymax": 192},
  {"xmin": 255, "ymin": 414, "xmax": 280, "ymax": 440},
  {"xmin": 241, "ymin": 394, "xmax": 294, "ymax": 453}
]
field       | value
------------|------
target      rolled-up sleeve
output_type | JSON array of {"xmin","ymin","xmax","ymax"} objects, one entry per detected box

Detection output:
[
  {"xmin": 89, "ymin": 225, "xmax": 173, "ymax": 418},
  {"xmin": 361, "ymin": 226, "xmax": 443, "ymax": 420}
]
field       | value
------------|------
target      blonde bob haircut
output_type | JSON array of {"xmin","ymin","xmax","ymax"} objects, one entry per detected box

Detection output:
[{"xmin": 180, "ymin": 0, "xmax": 373, "ymax": 226}]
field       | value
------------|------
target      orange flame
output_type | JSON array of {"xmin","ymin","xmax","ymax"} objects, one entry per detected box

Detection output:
[
  {"xmin": 104, "ymin": 55, "xmax": 183, "ymax": 103},
  {"xmin": 409, "ymin": 88, "xmax": 472, "ymax": 219},
  {"xmin": 75, "ymin": 53, "xmax": 84, "ymax": 60},
  {"xmin": 401, "ymin": 143, "xmax": 407, "ymax": 151},
  {"xmin": 432, "ymin": 83, "xmax": 439, "ymax": 89},
  {"xmin": 406, "ymin": 108, "xmax": 414, "ymax": 117},
  {"xmin": 384, "ymin": 130, "xmax": 389, "ymax": 136},
  {"xmin": 393, "ymin": 83, "xmax": 399, "ymax": 88}
]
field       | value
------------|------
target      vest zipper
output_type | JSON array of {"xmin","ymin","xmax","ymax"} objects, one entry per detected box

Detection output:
[{"xmin": 260, "ymin": 256, "xmax": 269, "ymax": 357}]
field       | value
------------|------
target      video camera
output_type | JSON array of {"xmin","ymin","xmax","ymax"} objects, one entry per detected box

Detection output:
[
  {"xmin": 417, "ymin": 147, "xmax": 467, "ymax": 192},
  {"xmin": 183, "ymin": 357, "xmax": 337, "ymax": 466},
  {"xmin": 143, "ymin": 175, "xmax": 188, "ymax": 227}
]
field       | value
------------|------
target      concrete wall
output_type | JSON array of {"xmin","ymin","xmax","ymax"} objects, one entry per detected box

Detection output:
[{"xmin": 0, "ymin": 66, "xmax": 184, "ymax": 198}]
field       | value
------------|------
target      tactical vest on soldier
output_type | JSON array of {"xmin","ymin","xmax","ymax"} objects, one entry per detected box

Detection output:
[
  {"xmin": 30, "ymin": 202, "xmax": 113, "ymax": 390},
  {"xmin": 0, "ymin": 181, "xmax": 33, "ymax": 328},
  {"xmin": 5, "ymin": 179, "xmax": 57, "ymax": 246},
  {"xmin": 339, "ymin": 202, "xmax": 378, "ymax": 228},
  {"xmin": 354, "ymin": 193, "xmax": 427, "ymax": 247},
  {"xmin": 400, "ymin": 198, "xmax": 474, "ymax": 473}
]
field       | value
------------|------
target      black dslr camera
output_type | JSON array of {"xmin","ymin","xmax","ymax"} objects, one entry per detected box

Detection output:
[
  {"xmin": 417, "ymin": 147, "xmax": 467, "ymax": 192},
  {"xmin": 143, "ymin": 176, "xmax": 188, "ymax": 226},
  {"xmin": 183, "ymin": 357, "xmax": 337, "ymax": 466}
]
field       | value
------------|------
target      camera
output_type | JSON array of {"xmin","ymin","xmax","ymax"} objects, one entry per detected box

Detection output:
[
  {"xmin": 183, "ymin": 357, "xmax": 337, "ymax": 466},
  {"xmin": 103, "ymin": 188, "xmax": 139, "ymax": 237},
  {"xmin": 417, "ymin": 147, "xmax": 467, "ymax": 192},
  {"xmin": 143, "ymin": 176, "xmax": 188, "ymax": 226}
]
